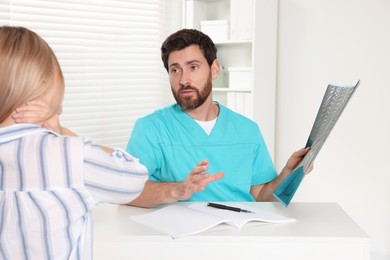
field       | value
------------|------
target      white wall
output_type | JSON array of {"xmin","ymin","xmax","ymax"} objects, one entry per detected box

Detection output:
[{"xmin": 275, "ymin": 0, "xmax": 390, "ymax": 259}]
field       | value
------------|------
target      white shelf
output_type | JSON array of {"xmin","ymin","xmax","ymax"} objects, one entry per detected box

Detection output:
[
  {"xmin": 214, "ymin": 40, "xmax": 252, "ymax": 45},
  {"xmin": 184, "ymin": 0, "xmax": 255, "ymax": 119},
  {"xmin": 213, "ymin": 88, "xmax": 251, "ymax": 93}
]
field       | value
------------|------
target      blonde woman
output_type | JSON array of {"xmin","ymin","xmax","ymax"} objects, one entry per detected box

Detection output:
[{"xmin": 0, "ymin": 26, "xmax": 148, "ymax": 260}]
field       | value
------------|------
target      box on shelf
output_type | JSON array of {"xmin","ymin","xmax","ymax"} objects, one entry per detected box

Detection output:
[
  {"xmin": 227, "ymin": 92, "xmax": 253, "ymax": 119},
  {"xmin": 228, "ymin": 67, "xmax": 252, "ymax": 89},
  {"xmin": 200, "ymin": 20, "xmax": 229, "ymax": 42}
]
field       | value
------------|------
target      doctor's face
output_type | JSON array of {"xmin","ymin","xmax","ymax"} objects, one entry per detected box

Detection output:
[{"xmin": 167, "ymin": 44, "xmax": 214, "ymax": 110}]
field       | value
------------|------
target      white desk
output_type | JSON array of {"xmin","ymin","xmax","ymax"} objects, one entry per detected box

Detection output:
[{"xmin": 93, "ymin": 202, "xmax": 369, "ymax": 260}]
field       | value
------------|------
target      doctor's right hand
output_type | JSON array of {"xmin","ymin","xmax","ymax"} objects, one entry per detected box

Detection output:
[{"xmin": 172, "ymin": 160, "xmax": 224, "ymax": 201}]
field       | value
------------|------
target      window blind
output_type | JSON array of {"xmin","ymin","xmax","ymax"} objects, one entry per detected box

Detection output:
[{"xmin": 0, "ymin": 0, "xmax": 176, "ymax": 148}]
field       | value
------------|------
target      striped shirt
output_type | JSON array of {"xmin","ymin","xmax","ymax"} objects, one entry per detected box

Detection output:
[{"xmin": 0, "ymin": 124, "xmax": 148, "ymax": 260}]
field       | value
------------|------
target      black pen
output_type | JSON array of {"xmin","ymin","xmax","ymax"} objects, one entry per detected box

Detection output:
[{"xmin": 207, "ymin": 202, "xmax": 255, "ymax": 214}]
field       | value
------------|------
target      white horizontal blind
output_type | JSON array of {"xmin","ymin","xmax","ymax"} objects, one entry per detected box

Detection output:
[{"xmin": 0, "ymin": 0, "xmax": 173, "ymax": 148}]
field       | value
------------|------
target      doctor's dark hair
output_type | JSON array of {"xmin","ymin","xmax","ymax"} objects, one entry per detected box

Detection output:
[{"xmin": 161, "ymin": 29, "xmax": 217, "ymax": 72}]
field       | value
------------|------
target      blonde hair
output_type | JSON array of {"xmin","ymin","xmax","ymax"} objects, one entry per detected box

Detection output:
[{"xmin": 0, "ymin": 26, "xmax": 64, "ymax": 123}]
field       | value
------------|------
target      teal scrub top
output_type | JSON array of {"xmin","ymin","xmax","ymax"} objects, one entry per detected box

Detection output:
[{"xmin": 126, "ymin": 103, "xmax": 277, "ymax": 202}]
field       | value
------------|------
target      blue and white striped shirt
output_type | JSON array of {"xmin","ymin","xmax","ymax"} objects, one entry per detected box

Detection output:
[{"xmin": 0, "ymin": 124, "xmax": 148, "ymax": 260}]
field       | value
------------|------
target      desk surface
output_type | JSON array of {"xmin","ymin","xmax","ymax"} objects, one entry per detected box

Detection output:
[{"xmin": 93, "ymin": 202, "xmax": 369, "ymax": 260}]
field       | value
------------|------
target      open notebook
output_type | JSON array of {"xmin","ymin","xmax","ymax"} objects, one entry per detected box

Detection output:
[{"xmin": 130, "ymin": 203, "xmax": 295, "ymax": 239}]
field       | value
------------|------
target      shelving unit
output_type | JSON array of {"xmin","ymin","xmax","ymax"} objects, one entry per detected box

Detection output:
[{"xmin": 182, "ymin": 0, "xmax": 278, "ymax": 158}]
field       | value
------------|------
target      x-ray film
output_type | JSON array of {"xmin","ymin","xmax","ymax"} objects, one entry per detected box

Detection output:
[{"xmin": 274, "ymin": 80, "xmax": 360, "ymax": 207}]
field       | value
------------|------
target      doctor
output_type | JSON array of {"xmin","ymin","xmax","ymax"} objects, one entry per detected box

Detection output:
[{"xmin": 126, "ymin": 29, "xmax": 310, "ymax": 207}]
